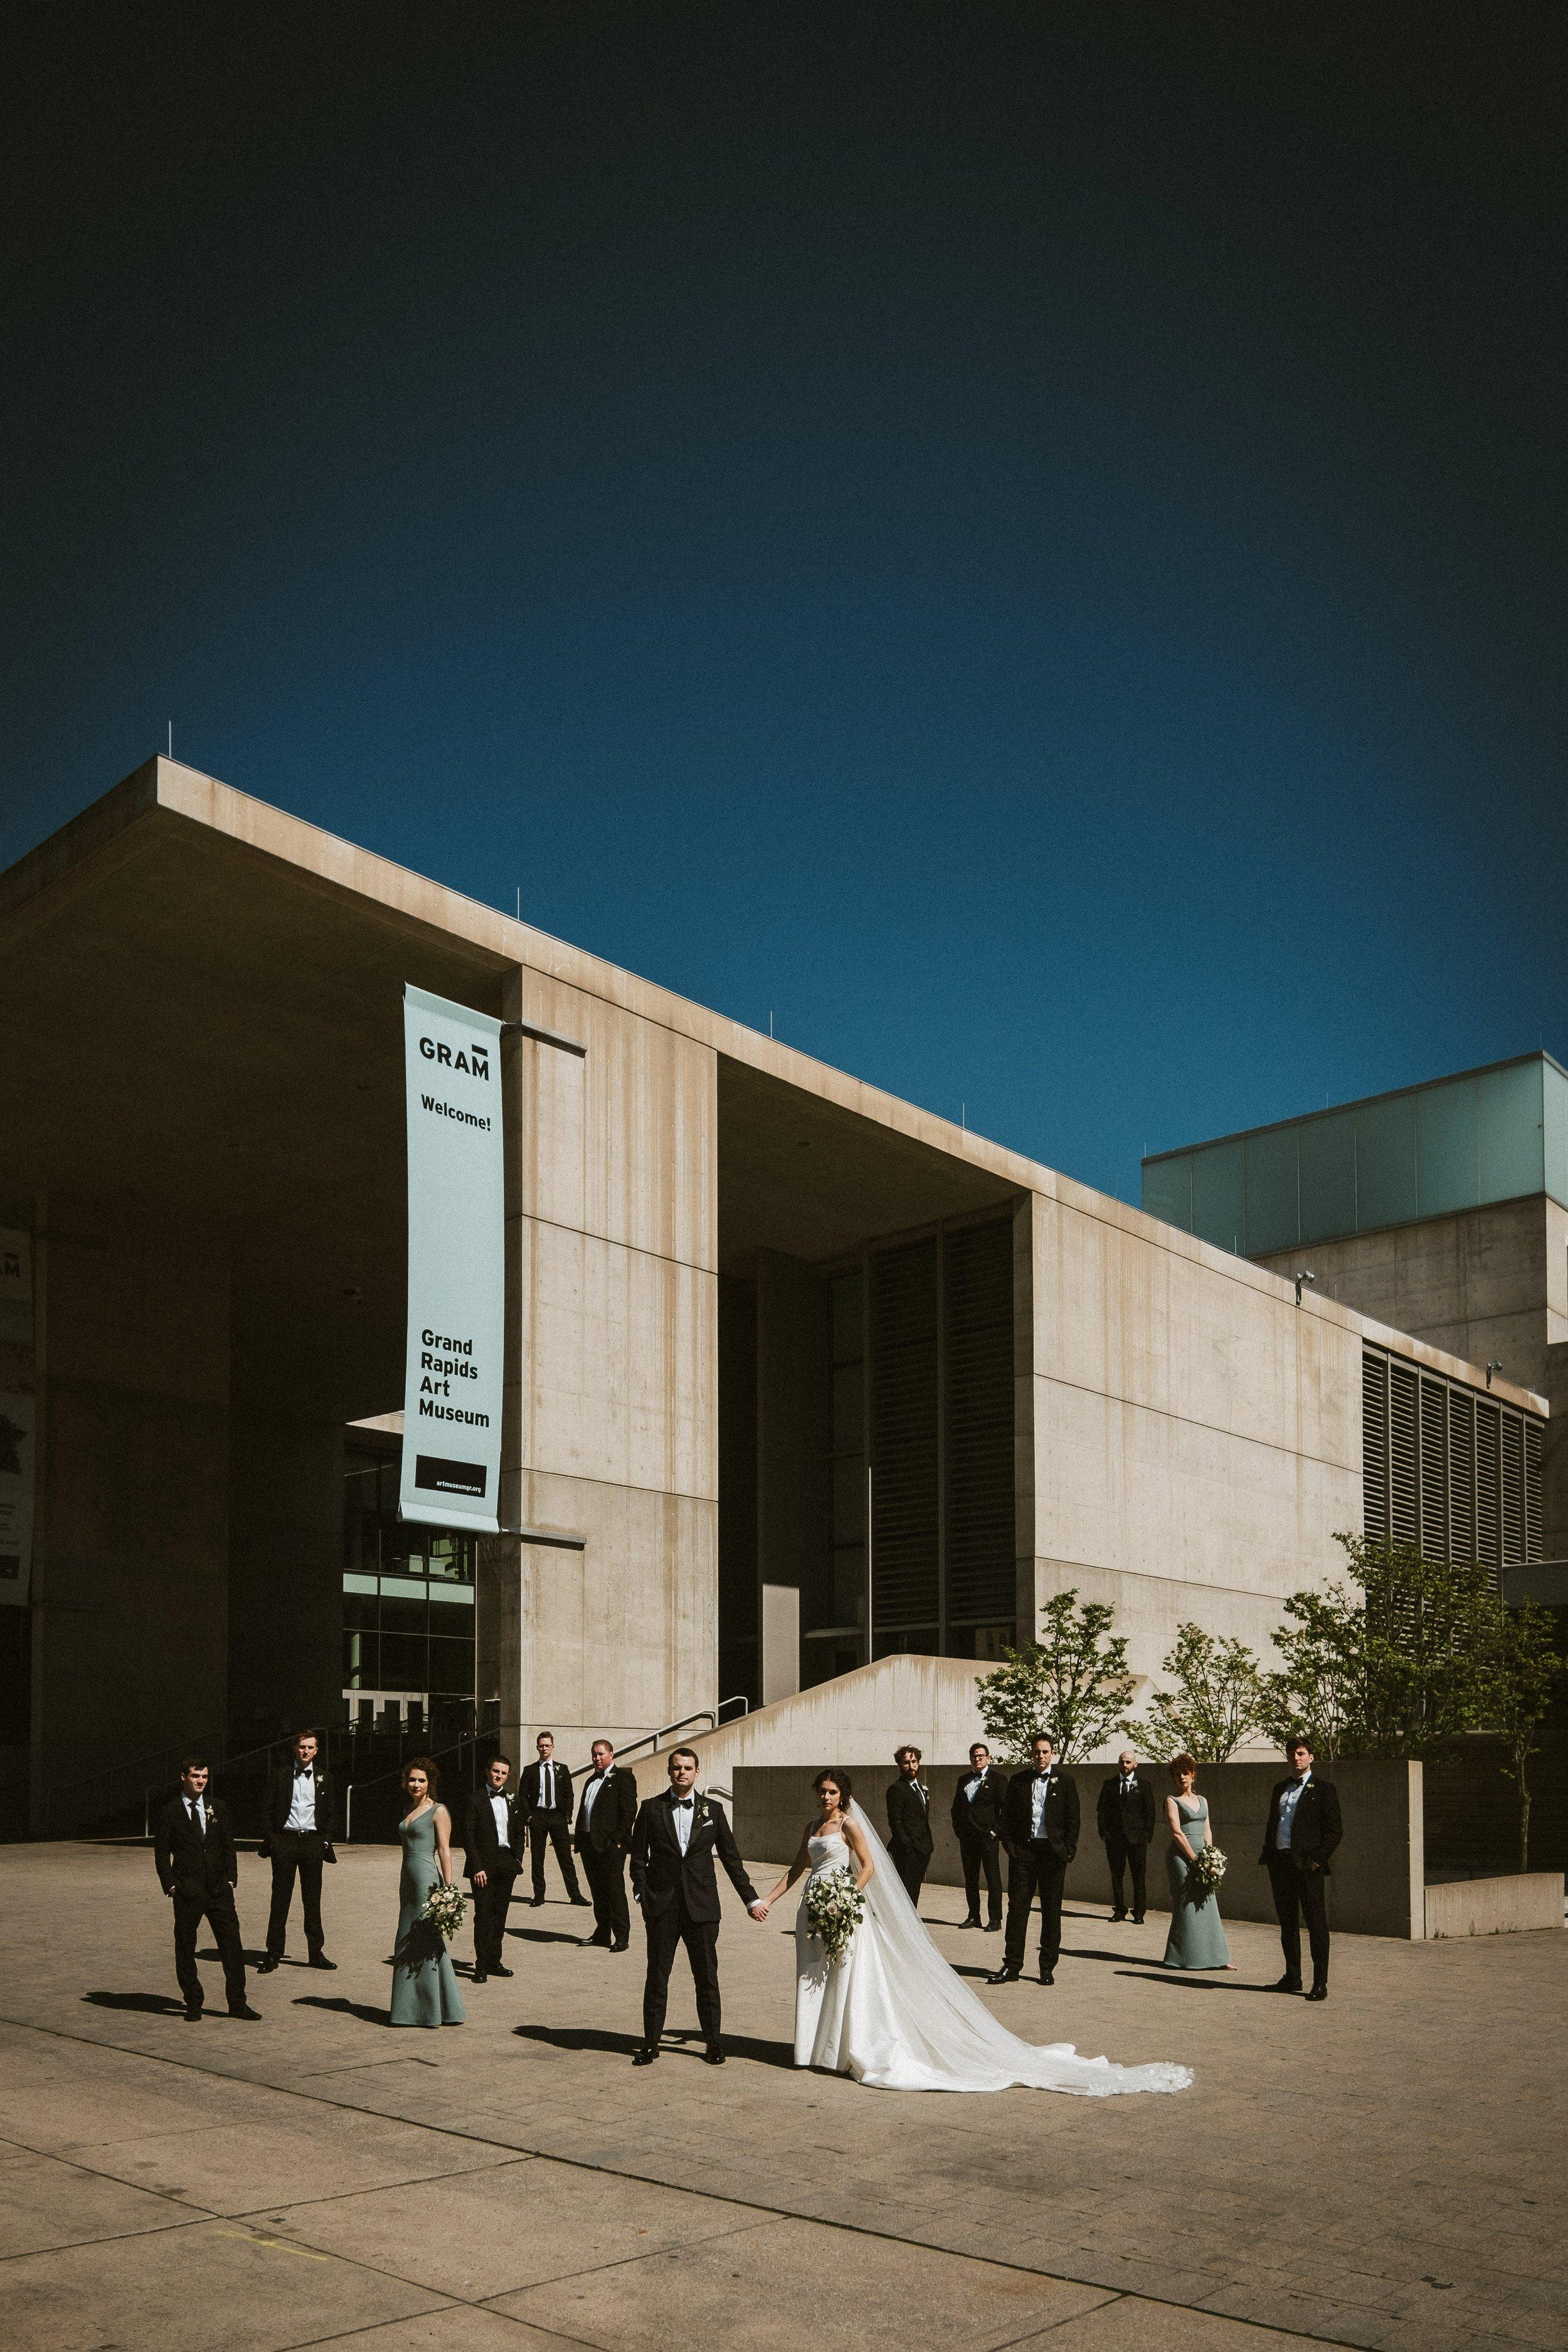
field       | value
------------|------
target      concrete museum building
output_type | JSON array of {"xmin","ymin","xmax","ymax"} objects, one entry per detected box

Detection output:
[{"xmin": 0, "ymin": 758, "xmax": 1553, "ymax": 1825}]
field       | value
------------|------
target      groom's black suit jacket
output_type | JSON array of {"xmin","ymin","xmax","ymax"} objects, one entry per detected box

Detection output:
[
  {"xmin": 462, "ymin": 1786, "xmax": 525, "ymax": 1878},
  {"xmin": 1258, "ymin": 1776, "xmax": 1342, "ymax": 1873},
  {"xmin": 154, "ymin": 1795, "xmax": 240, "ymax": 1898},
  {"xmin": 629, "ymin": 1789, "xmax": 757, "ymax": 1923},
  {"xmin": 1000, "ymin": 1767, "xmax": 1080, "ymax": 1862}
]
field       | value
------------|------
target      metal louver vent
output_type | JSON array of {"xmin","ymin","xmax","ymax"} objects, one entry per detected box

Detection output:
[
  {"xmin": 869, "ymin": 1239, "xmax": 940, "ymax": 1637},
  {"xmin": 1418, "ymin": 1377, "xmax": 1449, "ymax": 1560},
  {"xmin": 1362, "ymin": 1353, "xmax": 1390, "ymax": 1544},
  {"xmin": 943, "ymin": 1219, "xmax": 1015, "ymax": 1631},
  {"xmin": 1362, "ymin": 1345, "xmax": 1542, "ymax": 1582},
  {"xmin": 1389, "ymin": 1362, "xmax": 1419, "ymax": 1547}
]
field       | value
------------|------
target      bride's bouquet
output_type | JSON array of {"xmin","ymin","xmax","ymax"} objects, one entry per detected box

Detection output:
[
  {"xmin": 1189, "ymin": 1847, "xmax": 1227, "ymax": 1904},
  {"xmin": 419, "ymin": 1883, "xmax": 468, "ymax": 1941},
  {"xmin": 805, "ymin": 1865, "xmax": 865, "ymax": 1964}
]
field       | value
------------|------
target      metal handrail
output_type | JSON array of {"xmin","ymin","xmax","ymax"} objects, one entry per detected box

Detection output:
[{"xmin": 610, "ymin": 1695, "xmax": 751, "ymax": 1770}]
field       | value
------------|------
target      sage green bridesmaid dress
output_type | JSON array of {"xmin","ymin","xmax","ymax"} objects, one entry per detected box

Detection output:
[
  {"xmin": 1162, "ymin": 1796, "xmax": 1231, "ymax": 1970},
  {"xmin": 390, "ymin": 1804, "xmax": 467, "ymax": 2026}
]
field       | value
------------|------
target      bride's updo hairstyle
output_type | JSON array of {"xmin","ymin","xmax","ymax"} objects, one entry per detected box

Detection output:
[{"xmin": 813, "ymin": 1768, "xmax": 852, "ymax": 1811}]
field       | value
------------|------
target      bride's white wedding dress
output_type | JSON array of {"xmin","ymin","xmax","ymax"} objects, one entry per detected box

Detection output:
[{"xmin": 792, "ymin": 1803, "xmax": 1191, "ymax": 2096}]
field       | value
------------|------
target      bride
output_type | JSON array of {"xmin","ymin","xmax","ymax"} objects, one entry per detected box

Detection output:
[{"xmin": 754, "ymin": 1768, "xmax": 1191, "ymax": 2097}]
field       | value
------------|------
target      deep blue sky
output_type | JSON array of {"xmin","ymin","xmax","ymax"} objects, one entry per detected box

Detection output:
[{"xmin": 5, "ymin": 8, "xmax": 1564, "ymax": 1200}]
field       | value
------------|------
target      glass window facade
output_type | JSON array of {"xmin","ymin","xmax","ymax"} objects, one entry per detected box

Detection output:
[
  {"xmin": 1143, "ymin": 1054, "xmax": 1568, "ymax": 1253},
  {"xmin": 342, "ymin": 1438, "xmax": 476, "ymax": 1710}
]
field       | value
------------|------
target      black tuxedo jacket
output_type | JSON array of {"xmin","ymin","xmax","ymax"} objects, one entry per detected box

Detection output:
[
  {"xmin": 1096, "ymin": 1772, "xmax": 1157, "ymax": 1846},
  {"xmin": 629, "ymin": 1790, "xmax": 757, "ymax": 1923},
  {"xmin": 886, "ymin": 1776, "xmax": 935, "ymax": 1857},
  {"xmin": 519, "ymin": 1759, "xmax": 574, "ymax": 1821},
  {"xmin": 155, "ymin": 1794, "xmax": 240, "ymax": 1898},
  {"xmin": 1259, "ymin": 1775, "xmax": 1342, "ymax": 1873},
  {"xmin": 462, "ymin": 1784, "xmax": 524, "ymax": 1877},
  {"xmin": 950, "ymin": 1766, "xmax": 1009, "ymax": 1840},
  {"xmin": 261, "ymin": 1760, "xmax": 338, "ymax": 1845},
  {"xmin": 1001, "ymin": 1767, "xmax": 1081, "ymax": 1862},
  {"xmin": 574, "ymin": 1766, "xmax": 638, "ymax": 1855}
]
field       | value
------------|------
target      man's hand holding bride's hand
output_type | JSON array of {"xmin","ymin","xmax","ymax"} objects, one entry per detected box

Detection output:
[{"xmin": 749, "ymin": 1901, "xmax": 769, "ymax": 1920}]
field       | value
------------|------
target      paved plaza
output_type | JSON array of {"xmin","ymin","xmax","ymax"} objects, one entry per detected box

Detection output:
[{"xmin": 0, "ymin": 1839, "xmax": 1564, "ymax": 2352}]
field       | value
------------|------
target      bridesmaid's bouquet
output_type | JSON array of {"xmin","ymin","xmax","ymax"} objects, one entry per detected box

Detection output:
[
  {"xmin": 420, "ymin": 1884, "xmax": 468, "ymax": 1941},
  {"xmin": 1190, "ymin": 1848, "xmax": 1227, "ymax": 1905},
  {"xmin": 805, "ymin": 1865, "xmax": 865, "ymax": 1964}
]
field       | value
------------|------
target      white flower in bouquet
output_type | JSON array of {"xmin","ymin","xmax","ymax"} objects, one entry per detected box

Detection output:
[
  {"xmin": 1190, "ymin": 1847, "xmax": 1227, "ymax": 1904},
  {"xmin": 804, "ymin": 1864, "xmax": 865, "ymax": 1964},
  {"xmin": 419, "ymin": 1883, "xmax": 467, "ymax": 1941}
]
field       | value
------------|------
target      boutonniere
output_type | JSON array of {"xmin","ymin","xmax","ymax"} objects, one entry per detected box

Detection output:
[{"xmin": 692, "ymin": 1795, "xmax": 712, "ymax": 1831}]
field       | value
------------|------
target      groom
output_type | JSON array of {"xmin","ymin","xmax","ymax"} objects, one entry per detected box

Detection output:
[
  {"xmin": 628, "ymin": 1746, "xmax": 765, "ymax": 2066},
  {"xmin": 990, "ymin": 1732, "xmax": 1079, "ymax": 1988}
]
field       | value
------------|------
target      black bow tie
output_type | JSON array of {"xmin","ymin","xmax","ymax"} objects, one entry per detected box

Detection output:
[
  {"xmin": 674, "ymin": 1797, "xmax": 693, "ymax": 1809},
  {"xmin": 295, "ymin": 1766, "xmax": 313, "ymax": 1777}
]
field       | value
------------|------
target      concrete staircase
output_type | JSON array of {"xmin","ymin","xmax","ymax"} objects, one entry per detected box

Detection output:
[{"xmin": 618, "ymin": 1653, "xmax": 990, "ymax": 1802}]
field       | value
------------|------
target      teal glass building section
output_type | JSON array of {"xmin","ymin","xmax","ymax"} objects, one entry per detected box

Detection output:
[{"xmin": 1143, "ymin": 1055, "xmax": 1568, "ymax": 1254}]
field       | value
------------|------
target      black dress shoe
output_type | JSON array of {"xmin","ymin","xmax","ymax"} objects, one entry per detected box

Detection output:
[
  {"xmin": 1131, "ymin": 1914, "xmax": 1146, "ymax": 1926},
  {"xmin": 610, "ymin": 1939, "xmax": 630, "ymax": 1954},
  {"xmin": 569, "ymin": 1894, "xmax": 591, "ymax": 1907},
  {"xmin": 703, "ymin": 2043, "xmax": 726, "ymax": 2065},
  {"xmin": 1306, "ymin": 1983, "xmax": 1329, "ymax": 2001},
  {"xmin": 183, "ymin": 2005, "xmax": 203, "ymax": 2022},
  {"xmin": 586, "ymin": 1929, "xmax": 612, "ymax": 1947},
  {"xmin": 985, "ymin": 1919, "xmax": 1002, "ymax": 1932},
  {"xmin": 987, "ymin": 1966, "xmax": 1020, "ymax": 1984},
  {"xmin": 632, "ymin": 2045, "xmax": 659, "ymax": 2065},
  {"xmin": 228, "ymin": 2003, "xmax": 262, "ymax": 2021},
  {"xmin": 959, "ymin": 1916, "xmax": 982, "ymax": 1929},
  {"xmin": 491, "ymin": 1964, "xmax": 514, "ymax": 1978},
  {"xmin": 1039, "ymin": 1970, "xmax": 1055, "ymax": 1986},
  {"xmin": 472, "ymin": 1971, "xmax": 488, "ymax": 1984},
  {"xmin": 1110, "ymin": 1910, "xmax": 1126, "ymax": 1922},
  {"xmin": 307, "ymin": 1954, "xmax": 336, "ymax": 1970},
  {"xmin": 530, "ymin": 1895, "xmax": 544, "ymax": 1907},
  {"xmin": 1273, "ymin": 1975, "xmax": 1304, "ymax": 1993},
  {"xmin": 257, "ymin": 1956, "xmax": 280, "ymax": 1974}
]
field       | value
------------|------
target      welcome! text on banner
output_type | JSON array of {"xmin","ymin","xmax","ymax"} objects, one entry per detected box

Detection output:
[{"xmin": 401, "ymin": 985, "xmax": 506, "ymax": 1534}]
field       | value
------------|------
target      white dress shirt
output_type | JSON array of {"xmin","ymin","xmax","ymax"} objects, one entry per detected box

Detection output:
[
  {"xmin": 581, "ymin": 1771, "xmax": 607, "ymax": 1823},
  {"xmin": 284, "ymin": 1767, "xmax": 317, "ymax": 1832},
  {"xmin": 489, "ymin": 1790, "xmax": 512, "ymax": 1848},
  {"xmin": 963, "ymin": 1772, "xmax": 985, "ymax": 1803},
  {"xmin": 671, "ymin": 1795, "xmax": 696, "ymax": 1853},
  {"xmin": 1274, "ymin": 1772, "xmax": 1310, "ymax": 1850},
  {"xmin": 1030, "ymin": 1771, "xmax": 1055, "ymax": 1838}
]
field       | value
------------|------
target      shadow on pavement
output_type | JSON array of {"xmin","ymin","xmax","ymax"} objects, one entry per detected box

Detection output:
[
  {"xmin": 1115, "ymin": 1970, "xmax": 1277, "ymax": 1994},
  {"xmin": 512, "ymin": 2021, "xmax": 795, "ymax": 2068},
  {"xmin": 503, "ymin": 1926, "xmax": 591, "ymax": 1947},
  {"xmin": 83, "ymin": 1990, "xmax": 185, "ymax": 2014},
  {"xmin": 294, "ymin": 1993, "xmax": 391, "ymax": 2026}
]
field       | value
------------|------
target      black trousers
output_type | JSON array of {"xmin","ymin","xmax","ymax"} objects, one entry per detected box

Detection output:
[
  {"xmin": 581, "ymin": 1843, "xmax": 630, "ymax": 1942},
  {"xmin": 528, "ymin": 1815, "xmax": 583, "ymax": 1901},
  {"xmin": 957, "ymin": 1828, "xmax": 1003, "ymax": 1924},
  {"xmin": 265, "ymin": 1831, "xmax": 327, "ymax": 1957},
  {"xmin": 1267, "ymin": 1855, "xmax": 1331, "ymax": 1986},
  {"xmin": 470, "ymin": 1861, "xmax": 519, "ymax": 1970},
  {"xmin": 889, "ymin": 1840, "xmax": 930, "ymax": 1908},
  {"xmin": 1004, "ymin": 1841, "xmax": 1067, "ymax": 1974},
  {"xmin": 173, "ymin": 1883, "xmax": 247, "ymax": 2010},
  {"xmin": 1103, "ymin": 1835, "xmax": 1149, "ymax": 1919},
  {"xmin": 641, "ymin": 1897, "xmax": 721, "ymax": 2045}
]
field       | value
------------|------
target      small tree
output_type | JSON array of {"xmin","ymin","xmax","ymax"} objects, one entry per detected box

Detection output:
[
  {"xmin": 1258, "ymin": 1580, "xmax": 1365, "ymax": 1767},
  {"xmin": 1131, "ymin": 1622, "xmax": 1267, "ymax": 1763},
  {"xmin": 1481, "ymin": 1599, "xmax": 1564, "ymax": 1872},
  {"xmin": 977, "ymin": 1589, "xmax": 1139, "ymax": 1764}
]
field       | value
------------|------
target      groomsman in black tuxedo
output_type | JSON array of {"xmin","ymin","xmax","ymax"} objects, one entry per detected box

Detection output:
[
  {"xmin": 519, "ymin": 1731, "xmax": 588, "ymax": 1910},
  {"xmin": 257, "ymin": 1729, "xmax": 337, "ymax": 1973},
  {"xmin": 950, "ymin": 1742, "xmax": 1008, "ymax": 1930},
  {"xmin": 1096, "ymin": 1747, "xmax": 1157, "ymax": 1924},
  {"xmin": 990, "ymin": 1733, "xmax": 1080, "ymax": 1986},
  {"xmin": 885, "ymin": 1745, "xmax": 934, "ymax": 1907},
  {"xmin": 463, "ymin": 1755, "xmax": 522, "ymax": 1983},
  {"xmin": 574, "ymin": 1738, "xmax": 638, "ymax": 1951},
  {"xmin": 1259, "ymin": 1735, "xmax": 1342, "ymax": 2000},
  {"xmin": 628, "ymin": 1745, "xmax": 765, "ymax": 2065},
  {"xmin": 153, "ymin": 1757, "xmax": 260, "ymax": 2021}
]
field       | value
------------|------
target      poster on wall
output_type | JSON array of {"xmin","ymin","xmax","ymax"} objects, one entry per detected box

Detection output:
[
  {"xmin": 400, "ymin": 985, "xmax": 506, "ymax": 1534},
  {"xmin": 0, "ymin": 1390, "xmax": 36, "ymax": 1607}
]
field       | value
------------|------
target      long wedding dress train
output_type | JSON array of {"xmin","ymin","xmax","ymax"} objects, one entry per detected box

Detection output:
[{"xmin": 792, "ymin": 1802, "xmax": 1190, "ymax": 2096}]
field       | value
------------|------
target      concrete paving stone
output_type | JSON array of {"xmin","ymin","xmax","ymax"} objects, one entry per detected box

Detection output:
[
  {"xmin": 489, "ymin": 2215, "xmax": 1116, "ymax": 2352},
  {"xmin": 48, "ymin": 2107, "xmax": 519, "ymax": 2214},
  {"xmin": 1008, "ymin": 2299, "xmax": 1353, "ymax": 2350},
  {"xmin": 0, "ymin": 2214, "xmax": 452, "ymax": 2352},
  {"xmin": 1197, "ymin": 2280, "xmax": 1396, "ymax": 2347},
  {"xmin": 0, "ymin": 2144, "xmax": 198, "ymax": 2255},
  {"xmin": 300, "ymin": 2317, "xmax": 591, "ymax": 2352},
  {"xmin": 255, "ymin": 2153, "xmax": 768, "ymax": 2301}
]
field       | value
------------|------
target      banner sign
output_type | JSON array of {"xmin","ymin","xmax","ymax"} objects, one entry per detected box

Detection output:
[
  {"xmin": 0, "ymin": 1391, "xmax": 36, "ymax": 1608},
  {"xmin": 401, "ymin": 985, "xmax": 506, "ymax": 1534}
]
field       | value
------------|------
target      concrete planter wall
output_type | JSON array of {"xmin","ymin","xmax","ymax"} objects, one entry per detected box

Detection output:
[{"xmin": 733, "ymin": 1756, "xmax": 1560, "ymax": 1942}]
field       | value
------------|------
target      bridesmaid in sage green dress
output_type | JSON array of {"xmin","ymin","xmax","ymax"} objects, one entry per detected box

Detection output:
[
  {"xmin": 390, "ymin": 1758, "xmax": 467, "ymax": 2027},
  {"xmin": 1161, "ymin": 1754, "xmax": 1235, "ymax": 1973}
]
